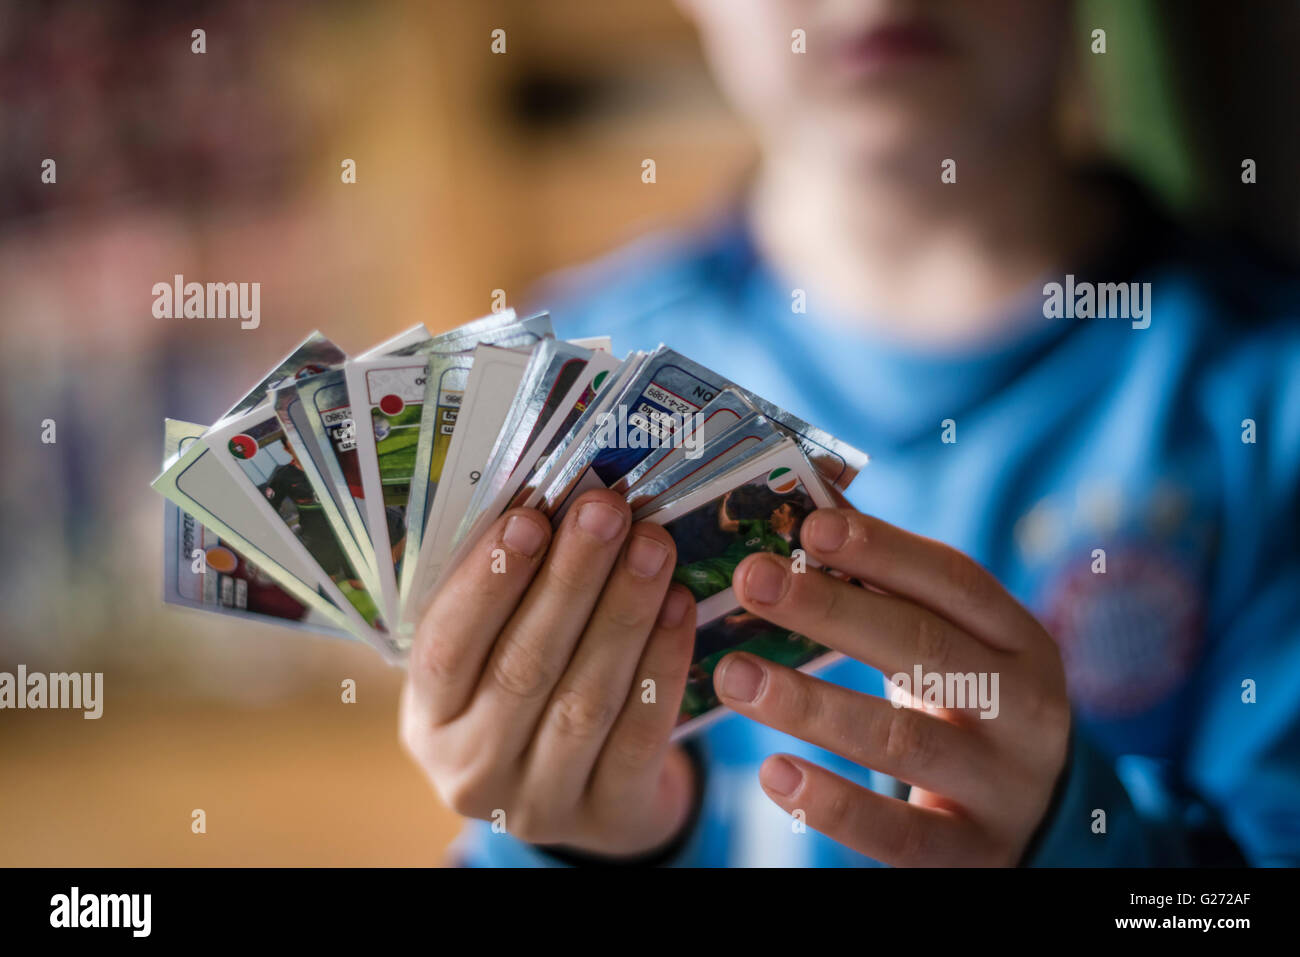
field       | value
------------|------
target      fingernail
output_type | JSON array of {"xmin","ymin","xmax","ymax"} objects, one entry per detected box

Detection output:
[
  {"xmin": 760, "ymin": 756, "xmax": 803, "ymax": 797},
  {"xmin": 503, "ymin": 514, "xmax": 546, "ymax": 557},
  {"xmin": 742, "ymin": 556, "xmax": 788, "ymax": 604},
  {"xmin": 578, "ymin": 501, "xmax": 625, "ymax": 542},
  {"xmin": 805, "ymin": 510, "xmax": 848, "ymax": 552},
  {"xmin": 657, "ymin": 588, "xmax": 691, "ymax": 628},
  {"xmin": 717, "ymin": 655, "xmax": 764, "ymax": 703},
  {"xmin": 626, "ymin": 534, "xmax": 669, "ymax": 579}
]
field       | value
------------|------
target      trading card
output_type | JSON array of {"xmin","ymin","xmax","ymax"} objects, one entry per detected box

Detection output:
[
  {"xmin": 162, "ymin": 419, "xmax": 353, "ymax": 639},
  {"xmin": 293, "ymin": 370, "xmax": 375, "ymax": 570},
  {"xmin": 272, "ymin": 382, "xmax": 385, "ymax": 601},
  {"xmin": 397, "ymin": 313, "xmax": 553, "ymax": 567},
  {"xmin": 483, "ymin": 343, "xmax": 608, "ymax": 504},
  {"xmin": 340, "ymin": 354, "xmax": 427, "ymax": 625},
  {"xmin": 152, "ymin": 333, "xmax": 367, "ymax": 639},
  {"xmin": 637, "ymin": 440, "xmax": 842, "ymax": 738},
  {"xmin": 448, "ymin": 345, "xmax": 626, "ymax": 563},
  {"xmin": 399, "ymin": 315, "xmax": 554, "ymax": 556},
  {"xmin": 384, "ymin": 308, "xmax": 548, "ymax": 357},
  {"xmin": 345, "ymin": 313, "xmax": 554, "ymax": 622},
  {"xmin": 627, "ymin": 415, "xmax": 784, "ymax": 514},
  {"xmin": 156, "ymin": 333, "xmax": 348, "ymax": 485},
  {"xmin": 567, "ymin": 336, "xmax": 612, "ymax": 352},
  {"xmin": 152, "ymin": 422, "xmax": 362, "ymax": 642},
  {"xmin": 460, "ymin": 338, "xmax": 597, "ymax": 523},
  {"xmin": 588, "ymin": 346, "xmax": 867, "ymax": 492},
  {"xmin": 611, "ymin": 387, "xmax": 757, "ymax": 496},
  {"xmin": 443, "ymin": 343, "xmax": 622, "ymax": 572},
  {"xmin": 524, "ymin": 352, "xmax": 694, "ymax": 518},
  {"xmin": 270, "ymin": 321, "xmax": 447, "ymax": 590},
  {"xmin": 203, "ymin": 406, "xmax": 394, "ymax": 654},
  {"xmin": 398, "ymin": 344, "xmax": 533, "ymax": 631},
  {"xmin": 400, "ymin": 343, "xmax": 533, "ymax": 629},
  {"xmin": 454, "ymin": 339, "xmax": 592, "ymax": 541},
  {"xmin": 398, "ymin": 350, "xmax": 474, "ymax": 601},
  {"xmin": 437, "ymin": 349, "xmax": 632, "ymax": 598},
  {"xmin": 532, "ymin": 345, "xmax": 867, "ymax": 523},
  {"xmin": 284, "ymin": 327, "xmax": 435, "ymax": 587}
]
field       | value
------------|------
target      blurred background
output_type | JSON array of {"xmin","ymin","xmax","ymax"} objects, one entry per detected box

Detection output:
[{"xmin": 1, "ymin": 0, "xmax": 1296, "ymax": 865}]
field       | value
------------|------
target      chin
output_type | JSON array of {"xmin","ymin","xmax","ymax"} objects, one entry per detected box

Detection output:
[{"xmin": 823, "ymin": 108, "xmax": 963, "ymax": 174}]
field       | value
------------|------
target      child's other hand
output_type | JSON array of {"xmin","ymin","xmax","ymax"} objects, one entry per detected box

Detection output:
[
  {"xmin": 399, "ymin": 490, "xmax": 698, "ymax": 857},
  {"xmin": 715, "ymin": 507, "xmax": 1070, "ymax": 866}
]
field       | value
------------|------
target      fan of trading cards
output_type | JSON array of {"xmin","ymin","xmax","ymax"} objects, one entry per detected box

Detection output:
[{"xmin": 153, "ymin": 311, "xmax": 868, "ymax": 736}]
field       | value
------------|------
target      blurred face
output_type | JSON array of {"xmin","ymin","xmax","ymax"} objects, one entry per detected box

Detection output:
[{"xmin": 681, "ymin": 0, "xmax": 1073, "ymax": 170}]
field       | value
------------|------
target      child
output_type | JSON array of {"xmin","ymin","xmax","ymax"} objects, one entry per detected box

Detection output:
[{"xmin": 401, "ymin": 0, "xmax": 1299, "ymax": 866}]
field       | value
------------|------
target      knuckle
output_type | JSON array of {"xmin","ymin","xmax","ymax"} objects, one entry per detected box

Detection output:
[
  {"xmin": 509, "ymin": 806, "xmax": 565, "ymax": 846},
  {"xmin": 489, "ymin": 639, "xmax": 556, "ymax": 701},
  {"xmin": 1024, "ymin": 674, "xmax": 1070, "ymax": 740},
  {"xmin": 543, "ymin": 547, "xmax": 603, "ymax": 595},
  {"xmin": 889, "ymin": 810, "xmax": 932, "ymax": 865},
  {"xmin": 412, "ymin": 633, "xmax": 465, "ymax": 688},
  {"xmin": 807, "ymin": 571, "xmax": 841, "ymax": 627},
  {"xmin": 884, "ymin": 707, "xmax": 935, "ymax": 770},
  {"xmin": 600, "ymin": 591, "xmax": 656, "ymax": 633},
  {"xmin": 776, "ymin": 672, "xmax": 818, "ymax": 727},
  {"xmin": 913, "ymin": 613, "xmax": 952, "ymax": 672},
  {"xmin": 438, "ymin": 770, "xmax": 493, "ymax": 819},
  {"xmin": 607, "ymin": 722, "xmax": 662, "ymax": 771},
  {"xmin": 818, "ymin": 784, "xmax": 855, "ymax": 833},
  {"xmin": 548, "ymin": 686, "xmax": 619, "ymax": 740},
  {"xmin": 947, "ymin": 549, "xmax": 995, "ymax": 614}
]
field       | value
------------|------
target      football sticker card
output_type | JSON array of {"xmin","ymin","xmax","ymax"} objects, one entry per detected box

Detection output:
[
  {"xmin": 203, "ymin": 406, "xmax": 391, "ymax": 649},
  {"xmin": 161, "ymin": 419, "xmax": 352, "ymax": 639},
  {"xmin": 639, "ymin": 439, "xmax": 841, "ymax": 738}
]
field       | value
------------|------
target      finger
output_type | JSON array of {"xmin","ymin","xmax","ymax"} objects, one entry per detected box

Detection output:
[
  {"xmin": 408, "ymin": 507, "xmax": 552, "ymax": 725},
  {"xmin": 798, "ymin": 508, "xmax": 1039, "ymax": 651},
  {"xmin": 757, "ymin": 754, "xmax": 989, "ymax": 866},
  {"xmin": 522, "ymin": 524, "xmax": 678, "ymax": 806},
  {"xmin": 467, "ymin": 489, "xmax": 631, "ymax": 754},
  {"xmin": 732, "ymin": 553, "xmax": 1003, "ymax": 689},
  {"xmin": 714, "ymin": 652, "xmax": 999, "ymax": 810},
  {"xmin": 591, "ymin": 585, "xmax": 697, "ymax": 805}
]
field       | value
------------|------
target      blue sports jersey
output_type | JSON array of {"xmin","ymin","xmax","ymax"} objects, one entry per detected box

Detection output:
[{"xmin": 454, "ymin": 204, "xmax": 1300, "ymax": 867}]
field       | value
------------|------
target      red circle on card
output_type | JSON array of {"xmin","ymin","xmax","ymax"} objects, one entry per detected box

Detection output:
[
  {"xmin": 379, "ymin": 394, "xmax": 404, "ymax": 416},
  {"xmin": 228, "ymin": 434, "xmax": 257, "ymax": 459}
]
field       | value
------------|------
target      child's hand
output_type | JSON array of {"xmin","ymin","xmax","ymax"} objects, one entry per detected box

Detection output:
[
  {"xmin": 399, "ymin": 490, "xmax": 699, "ymax": 856},
  {"xmin": 715, "ymin": 507, "xmax": 1070, "ymax": 866}
]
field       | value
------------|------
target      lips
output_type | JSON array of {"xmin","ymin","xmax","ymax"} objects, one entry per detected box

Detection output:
[{"xmin": 832, "ymin": 18, "xmax": 957, "ymax": 72}]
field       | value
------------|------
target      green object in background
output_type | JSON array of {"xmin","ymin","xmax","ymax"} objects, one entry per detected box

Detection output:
[{"xmin": 1078, "ymin": 0, "xmax": 1198, "ymax": 212}]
